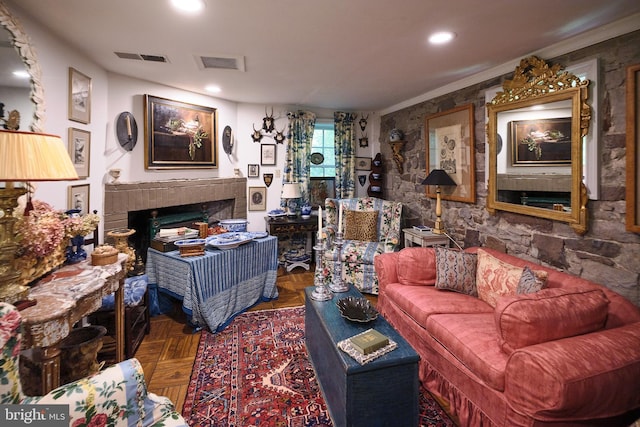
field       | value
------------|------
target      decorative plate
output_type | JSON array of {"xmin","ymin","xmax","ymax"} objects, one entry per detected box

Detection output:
[
  {"xmin": 174, "ymin": 239, "xmax": 207, "ymax": 247},
  {"xmin": 310, "ymin": 152, "xmax": 325, "ymax": 165},
  {"xmin": 206, "ymin": 233, "xmax": 252, "ymax": 250},
  {"xmin": 249, "ymin": 231, "xmax": 269, "ymax": 239},
  {"xmin": 336, "ymin": 296, "xmax": 379, "ymax": 323}
]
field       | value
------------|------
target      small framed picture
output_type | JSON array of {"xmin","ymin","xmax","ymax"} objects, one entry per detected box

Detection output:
[
  {"xmin": 248, "ymin": 164, "xmax": 260, "ymax": 178},
  {"xmin": 248, "ymin": 186, "xmax": 267, "ymax": 211},
  {"xmin": 68, "ymin": 67, "xmax": 92, "ymax": 124},
  {"xmin": 68, "ymin": 127, "xmax": 91, "ymax": 178},
  {"xmin": 355, "ymin": 157, "xmax": 372, "ymax": 170},
  {"xmin": 68, "ymin": 184, "xmax": 90, "ymax": 215},
  {"xmin": 261, "ymin": 144, "xmax": 276, "ymax": 166}
]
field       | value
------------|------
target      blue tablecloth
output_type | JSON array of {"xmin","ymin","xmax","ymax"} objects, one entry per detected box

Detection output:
[{"xmin": 145, "ymin": 236, "xmax": 278, "ymax": 332}]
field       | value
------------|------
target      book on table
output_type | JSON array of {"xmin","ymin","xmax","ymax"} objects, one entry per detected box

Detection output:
[
  {"xmin": 412, "ymin": 225, "xmax": 432, "ymax": 232},
  {"xmin": 349, "ymin": 329, "xmax": 389, "ymax": 355}
]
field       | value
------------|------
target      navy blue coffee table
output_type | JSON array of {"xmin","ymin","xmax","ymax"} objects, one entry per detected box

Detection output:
[{"xmin": 305, "ymin": 285, "xmax": 419, "ymax": 427}]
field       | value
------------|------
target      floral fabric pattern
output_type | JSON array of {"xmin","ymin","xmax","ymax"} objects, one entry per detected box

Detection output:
[{"xmin": 334, "ymin": 112, "xmax": 357, "ymax": 199}]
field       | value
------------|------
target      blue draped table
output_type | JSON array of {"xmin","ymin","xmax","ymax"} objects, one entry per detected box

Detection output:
[{"xmin": 145, "ymin": 236, "xmax": 279, "ymax": 332}]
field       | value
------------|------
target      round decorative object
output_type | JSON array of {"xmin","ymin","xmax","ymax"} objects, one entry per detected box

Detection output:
[
  {"xmin": 337, "ymin": 296, "xmax": 379, "ymax": 323},
  {"xmin": 222, "ymin": 125, "xmax": 233, "ymax": 155},
  {"xmin": 496, "ymin": 133, "xmax": 503, "ymax": 154},
  {"xmin": 310, "ymin": 152, "xmax": 324, "ymax": 165},
  {"xmin": 389, "ymin": 128, "xmax": 404, "ymax": 142},
  {"xmin": 116, "ymin": 112, "xmax": 138, "ymax": 151}
]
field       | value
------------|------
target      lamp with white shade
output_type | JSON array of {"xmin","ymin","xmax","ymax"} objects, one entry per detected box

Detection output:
[
  {"xmin": 0, "ymin": 130, "xmax": 79, "ymax": 303},
  {"xmin": 281, "ymin": 182, "xmax": 302, "ymax": 216},
  {"xmin": 422, "ymin": 169, "xmax": 456, "ymax": 235}
]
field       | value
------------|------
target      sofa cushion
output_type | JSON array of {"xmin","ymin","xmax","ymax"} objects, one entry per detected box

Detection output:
[
  {"xmin": 516, "ymin": 266, "xmax": 548, "ymax": 294},
  {"xmin": 344, "ymin": 210, "xmax": 378, "ymax": 241},
  {"xmin": 495, "ymin": 287, "xmax": 610, "ymax": 354},
  {"xmin": 384, "ymin": 283, "xmax": 492, "ymax": 327},
  {"xmin": 476, "ymin": 249, "xmax": 523, "ymax": 307},
  {"xmin": 426, "ymin": 313, "xmax": 509, "ymax": 391},
  {"xmin": 397, "ymin": 247, "xmax": 437, "ymax": 286},
  {"xmin": 435, "ymin": 248, "xmax": 478, "ymax": 296}
]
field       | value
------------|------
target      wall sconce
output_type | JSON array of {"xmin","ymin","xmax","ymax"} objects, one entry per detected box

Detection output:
[{"xmin": 422, "ymin": 169, "xmax": 457, "ymax": 235}]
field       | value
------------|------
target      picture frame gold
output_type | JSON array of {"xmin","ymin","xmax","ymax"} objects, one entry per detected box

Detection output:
[
  {"xmin": 626, "ymin": 63, "xmax": 640, "ymax": 233},
  {"xmin": 68, "ymin": 127, "xmax": 90, "ymax": 178},
  {"xmin": 144, "ymin": 94, "xmax": 218, "ymax": 169},
  {"xmin": 68, "ymin": 183, "xmax": 90, "ymax": 215},
  {"xmin": 248, "ymin": 186, "xmax": 267, "ymax": 211},
  {"xmin": 68, "ymin": 67, "xmax": 91, "ymax": 124},
  {"xmin": 425, "ymin": 104, "xmax": 475, "ymax": 203}
]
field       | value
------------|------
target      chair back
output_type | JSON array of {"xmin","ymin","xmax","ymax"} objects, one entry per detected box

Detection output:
[
  {"xmin": 325, "ymin": 197, "xmax": 403, "ymax": 244},
  {"xmin": 0, "ymin": 303, "xmax": 25, "ymax": 404}
]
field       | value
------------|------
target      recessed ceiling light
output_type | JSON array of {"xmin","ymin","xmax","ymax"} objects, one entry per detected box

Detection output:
[
  {"xmin": 205, "ymin": 85, "xmax": 221, "ymax": 93},
  {"xmin": 429, "ymin": 31, "xmax": 456, "ymax": 45},
  {"xmin": 12, "ymin": 70, "xmax": 30, "ymax": 79},
  {"xmin": 170, "ymin": 0, "xmax": 205, "ymax": 14}
]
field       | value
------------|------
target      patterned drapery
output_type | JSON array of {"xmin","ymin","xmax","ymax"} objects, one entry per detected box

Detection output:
[
  {"xmin": 282, "ymin": 111, "xmax": 317, "ymax": 207},
  {"xmin": 334, "ymin": 111, "xmax": 357, "ymax": 198}
]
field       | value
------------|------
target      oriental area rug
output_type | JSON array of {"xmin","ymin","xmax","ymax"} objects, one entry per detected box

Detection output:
[{"xmin": 182, "ymin": 306, "xmax": 455, "ymax": 427}]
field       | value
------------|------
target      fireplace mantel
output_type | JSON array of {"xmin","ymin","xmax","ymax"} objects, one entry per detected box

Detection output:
[{"xmin": 103, "ymin": 177, "xmax": 247, "ymax": 234}]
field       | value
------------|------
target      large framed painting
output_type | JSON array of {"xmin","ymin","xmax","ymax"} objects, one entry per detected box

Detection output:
[
  {"xmin": 144, "ymin": 95, "xmax": 218, "ymax": 169},
  {"xmin": 425, "ymin": 104, "xmax": 475, "ymax": 203},
  {"xmin": 68, "ymin": 127, "xmax": 90, "ymax": 178},
  {"xmin": 509, "ymin": 118, "xmax": 572, "ymax": 166},
  {"xmin": 68, "ymin": 67, "xmax": 91, "ymax": 124},
  {"xmin": 310, "ymin": 177, "xmax": 335, "ymax": 209},
  {"xmin": 627, "ymin": 63, "xmax": 640, "ymax": 233}
]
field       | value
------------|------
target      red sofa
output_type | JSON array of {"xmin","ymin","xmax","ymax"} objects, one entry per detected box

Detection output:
[{"xmin": 374, "ymin": 246, "xmax": 640, "ymax": 427}]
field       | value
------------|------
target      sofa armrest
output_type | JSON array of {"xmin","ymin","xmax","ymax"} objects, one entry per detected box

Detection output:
[
  {"xmin": 25, "ymin": 358, "xmax": 187, "ymax": 427},
  {"xmin": 505, "ymin": 323, "xmax": 640, "ymax": 421},
  {"xmin": 374, "ymin": 252, "xmax": 400, "ymax": 292}
]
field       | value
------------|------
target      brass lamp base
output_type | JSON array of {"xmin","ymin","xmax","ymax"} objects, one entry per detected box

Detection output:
[
  {"xmin": 0, "ymin": 282, "xmax": 30, "ymax": 304},
  {"xmin": 0, "ymin": 185, "xmax": 30, "ymax": 304}
]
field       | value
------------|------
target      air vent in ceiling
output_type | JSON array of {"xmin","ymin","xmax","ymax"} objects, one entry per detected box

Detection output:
[
  {"xmin": 196, "ymin": 55, "xmax": 245, "ymax": 72},
  {"xmin": 114, "ymin": 52, "xmax": 170, "ymax": 63}
]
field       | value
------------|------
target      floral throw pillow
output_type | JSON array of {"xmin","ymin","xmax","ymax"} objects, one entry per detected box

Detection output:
[
  {"xmin": 516, "ymin": 266, "xmax": 549, "ymax": 294},
  {"xmin": 434, "ymin": 247, "xmax": 478, "ymax": 296}
]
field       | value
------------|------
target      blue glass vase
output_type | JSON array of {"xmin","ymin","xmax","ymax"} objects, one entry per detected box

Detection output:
[{"xmin": 66, "ymin": 235, "xmax": 87, "ymax": 264}]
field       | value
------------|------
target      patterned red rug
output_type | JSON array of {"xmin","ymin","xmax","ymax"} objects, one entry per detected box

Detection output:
[{"xmin": 182, "ymin": 306, "xmax": 455, "ymax": 427}]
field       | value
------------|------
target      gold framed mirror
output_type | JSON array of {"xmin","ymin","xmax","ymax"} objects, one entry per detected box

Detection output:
[{"xmin": 486, "ymin": 56, "xmax": 590, "ymax": 235}]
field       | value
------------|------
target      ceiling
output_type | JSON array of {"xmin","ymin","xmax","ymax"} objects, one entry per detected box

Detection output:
[{"xmin": 6, "ymin": 0, "xmax": 640, "ymax": 112}]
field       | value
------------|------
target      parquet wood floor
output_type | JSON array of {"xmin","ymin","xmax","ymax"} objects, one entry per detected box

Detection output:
[{"xmin": 134, "ymin": 266, "xmax": 377, "ymax": 412}]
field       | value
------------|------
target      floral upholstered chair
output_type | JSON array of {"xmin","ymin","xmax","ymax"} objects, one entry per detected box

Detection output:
[
  {"xmin": 321, "ymin": 197, "xmax": 402, "ymax": 294},
  {"xmin": 0, "ymin": 302, "xmax": 187, "ymax": 427}
]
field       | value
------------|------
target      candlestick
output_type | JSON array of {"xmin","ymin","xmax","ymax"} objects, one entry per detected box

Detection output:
[
  {"xmin": 125, "ymin": 114, "xmax": 132, "ymax": 137},
  {"xmin": 329, "ymin": 231, "xmax": 349, "ymax": 293},
  {"xmin": 317, "ymin": 206, "xmax": 322, "ymax": 240},
  {"xmin": 310, "ymin": 237, "xmax": 332, "ymax": 301},
  {"xmin": 337, "ymin": 203, "xmax": 343, "ymax": 234}
]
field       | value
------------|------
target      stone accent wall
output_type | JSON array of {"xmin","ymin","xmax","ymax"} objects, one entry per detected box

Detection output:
[
  {"xmin": 379, "ymin": 30, "xmax": 640, "ymax": 306},
  {"xmin": 103, "ymin": 177, "xmax": 247, "ymax": 232}
]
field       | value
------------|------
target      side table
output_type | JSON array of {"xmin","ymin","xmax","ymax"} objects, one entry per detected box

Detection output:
[
  {"xmin": 264, "ymin": 215, "xmax": 318, "ymax": 271},
  {"xmin": 403, "ymin": 227, "xmax": 450, "ymax": 248}
]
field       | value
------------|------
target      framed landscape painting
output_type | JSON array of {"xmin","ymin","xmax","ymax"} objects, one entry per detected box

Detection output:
[{"xmin": 144, "ymin": 95, "xmax": 218, "ymax": 169}]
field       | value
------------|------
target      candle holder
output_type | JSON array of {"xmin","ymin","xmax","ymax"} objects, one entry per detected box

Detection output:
[
  {"xmin": 329, "ymin": 231, "xmax": 349, "ymax": 293},
  {"xmin": 310, "ymin": 238, "xmax": 332, "ymax": 301}
]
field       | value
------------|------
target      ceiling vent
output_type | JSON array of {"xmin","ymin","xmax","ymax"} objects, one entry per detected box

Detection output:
[
  {"xmin": 196, "ymin": 55, "xmax": 245, "ymax": 72},
  {"xmin": 115, "ymin": 52, "xmax": 170, "ymax": 63}
]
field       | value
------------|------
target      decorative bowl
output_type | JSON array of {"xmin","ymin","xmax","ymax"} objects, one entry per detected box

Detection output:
[{"xmin": 336, "ymin": 296, "xmax": 379, "ymax": 323}]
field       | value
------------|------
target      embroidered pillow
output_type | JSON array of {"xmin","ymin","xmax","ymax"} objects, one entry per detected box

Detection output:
[
  {"xmin": 434, "ymin": 247, "xmax": 478, "ymax": 296},
  {"xmin": 476, "ymin": 249, "xmax": 523, "ymax": 307},
  {"xmin": 516, "ymin": 266, "xmax": 549, "ymax": 294},
  {"xmin": 344, "ymin": 210, "xmax": 378, "ymax": 241}
]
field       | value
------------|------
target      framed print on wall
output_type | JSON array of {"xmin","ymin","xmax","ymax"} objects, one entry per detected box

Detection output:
[
  {"xmin": 626, "ymin": 63, "xmax": 640, "ymax": 233},
  {"xmin": 310, "ymin": 177, "xmax": 335, "ymax": 208},
  {"xmin": 68, "ymin": 184, "xmax": 90, "ymax": 215},
  {"xmin": 355, "ymin": 157, "xmax": 372, "ymax": 170},
  {"xmin": 68, "ymin": 67, "xmax": 92, "ymax": 124},
  {"xmin": 68, "ymin": 127, "xmax": 90, "ymax": 178},
  {"xmin": 425, "ymin": 103, "xmax": 476, "ymax": 203},
  {"xmin": 248, "ymin": 186, "xmax": 267, "ymax": 211},
  {"xmin": 261, "ymin": 144, "xmax": 276, "ymax": 165},
  {"xmin": 248, "ymin": 164, "xmax": 260, "ymax": 178},
  {"xmin": 509, "ymin": 118, "xmax": 572, "ymax": 166},
  {"xmin": 143, "ymin": 94, "xmax": 218, "ymax": 169}
]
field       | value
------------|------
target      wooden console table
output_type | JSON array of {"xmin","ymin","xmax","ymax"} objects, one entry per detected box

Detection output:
[{"xmin": 19, "ymin": 253, "xmax": 127, "ymax": 394}]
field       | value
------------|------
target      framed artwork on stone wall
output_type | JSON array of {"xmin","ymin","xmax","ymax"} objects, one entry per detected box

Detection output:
[
  {"xmin": 626, "ymin": 63, "xmax": 640, "ymax": 233},
  {"xmin": 425, "ymin": 104, "xmax": 476, "ymax": 203}
]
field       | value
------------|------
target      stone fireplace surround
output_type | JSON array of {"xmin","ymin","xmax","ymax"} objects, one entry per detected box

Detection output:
[{"xmin": 103, "ymin": 177, "xmax": 247, "ymax": 237}]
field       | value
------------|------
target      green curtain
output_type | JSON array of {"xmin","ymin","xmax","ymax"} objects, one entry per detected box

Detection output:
[
  {"xmin": 282, "ymin": 110, "xmax": 316, "ymax": 207},
  {"xmin": 334, "ymin": 111, "xmax": 357, "ymax": 198}
]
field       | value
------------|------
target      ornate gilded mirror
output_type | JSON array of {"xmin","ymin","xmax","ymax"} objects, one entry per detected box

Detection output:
[
  {"xmin": 0, "ymin": 1, "xmax": 45, "ymax": 132},
  {"xmin": 486, "ymin": 56, "xmax": 590, "ymax": 234}
]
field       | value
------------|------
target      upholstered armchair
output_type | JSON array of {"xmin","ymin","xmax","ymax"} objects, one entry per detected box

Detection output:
[
  {"xmin": 321, "ymin": 197, "xmax": 402, "ymax": 294},
  {"xmin": 0, "ymin": 302, "xmax": 187, "ymax": 427}
]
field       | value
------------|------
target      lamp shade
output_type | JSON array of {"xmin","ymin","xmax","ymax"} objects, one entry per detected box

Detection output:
[
  {"xmin": 281, "ymin": 182, "xmax": 302, "ymax": 199},
  {"xmin": 0, "ymin": 130, "xmax": 78, "ymax": 181},
  {"xmin": 421, "ymin": 169, "xmax": 456, "ymax": 187}
]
